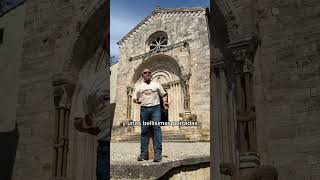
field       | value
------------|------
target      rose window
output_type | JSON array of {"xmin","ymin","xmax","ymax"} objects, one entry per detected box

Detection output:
[{"xmin": 147, "ymin": 32, "xmax": 168, "ymax": 51}]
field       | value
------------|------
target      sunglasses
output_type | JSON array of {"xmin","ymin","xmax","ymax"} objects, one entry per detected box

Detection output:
[{"xmin": 143, "ymin": 71, "xmax": 151, "ymax": 74}]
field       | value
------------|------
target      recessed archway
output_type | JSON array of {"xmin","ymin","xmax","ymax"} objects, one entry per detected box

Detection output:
[
  {"xmin": 52, "ymin": 1, "xmax": 108, "ymax": 180},
  {"xmin": 129, "ymin": 55, "xmax": 186, "ymax": 126}
]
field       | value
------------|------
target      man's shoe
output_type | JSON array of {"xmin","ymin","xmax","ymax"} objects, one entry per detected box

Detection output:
[
  {"xmin": 153, "ymin": 154, "xmax": 162, "ymax": 162},
  {"xmin": 137, "ymin": 154, "xmax": 148, "ymax": 161}
]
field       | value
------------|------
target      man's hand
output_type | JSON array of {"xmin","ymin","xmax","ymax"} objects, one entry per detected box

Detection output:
[
  {"xmin": 162, "ymin": 95, "xmax": 169, "ymax": 109},
  {"xmin": 85, "ymin": 127, "xmax": 100, "ymax": 135},
  {"xmin": 133, "ymin": 98, "xmax": 141, "ymax": 104},
  {"xmin": 82, "ymin": 116, "xmax": 100, "ymax": 135},
  {"xmin": 74, "ymin": 116, "xmax": 100, "ymax": 136},
  {"xmin": 163, "ymin": 101, "xmax": 169, "ymax": 109}
]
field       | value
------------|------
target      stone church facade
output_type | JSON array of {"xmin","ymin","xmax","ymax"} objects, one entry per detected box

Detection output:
[{"xmin": 113, "ymin": 7, "xmax": 210, "ymax": 140}]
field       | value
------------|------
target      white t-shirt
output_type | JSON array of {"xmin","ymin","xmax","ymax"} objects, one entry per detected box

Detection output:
[
  {"xmin": 132, "ymin": 81, "xmax": 167, "ymax": 107},
  {"xmin": 72, "ymin": 69, "xmax": 112, "ymax": 141}
]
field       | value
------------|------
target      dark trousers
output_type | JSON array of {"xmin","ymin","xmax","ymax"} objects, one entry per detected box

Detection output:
[
  {"xmin": 96, "ymin": 140, "xmax": 110, "ymax": 180},
  {"xmin": 140, "ymin": 105, "xmax": 162, "ymax": 155}
]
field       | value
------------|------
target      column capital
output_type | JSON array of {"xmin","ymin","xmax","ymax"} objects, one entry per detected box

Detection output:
[
  {"xmin": 162, "ymin": 84, "xmax": 170, "ymax": 90},
  {"xmin": 182, "ymin": 73, "xmax": 191, "ymax": 81},
  {"xmin": 126, "ymin": 86, "xmax": 133, "ymax": 95},
  {"xmin": 53, "ymin": 83, "xmax": 75, "ymax": 109}
]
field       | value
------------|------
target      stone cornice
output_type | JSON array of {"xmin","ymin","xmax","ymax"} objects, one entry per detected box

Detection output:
[{"xmin": 117, "ymin": 7, "xmax": 207, "ymax": 46}]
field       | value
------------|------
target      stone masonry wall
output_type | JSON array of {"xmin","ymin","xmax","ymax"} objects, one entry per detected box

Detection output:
[
  {"xmin": 254, "ymin": 0, "xmax": 320, "ymax": 179},
  {"xmin": 13, "ymin": 0, "xmax": 105, "ymax": 179},
  {"xmin": 114, "ymin": 8, "xmax": 210, "ymax": 130}
]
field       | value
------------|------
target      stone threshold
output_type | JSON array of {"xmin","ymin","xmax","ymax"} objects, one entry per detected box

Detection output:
[{"xmin": 111, "ymin": 155, "xmax": 210, "ymax": 179}]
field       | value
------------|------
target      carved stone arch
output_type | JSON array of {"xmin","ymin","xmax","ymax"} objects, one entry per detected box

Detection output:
[
  {"xmin": 151, "ymin": 70, "xmax": 173, "ymax": 84},
  {"xmin": 131, "ymin": 54, "xmax": 183, "ymax": 86},
  {"xmin": 51, "ymin": 1, "xmax": 108, "ymax": 180},
  {"xmin": 61, "ymin": 0, "xmax": 108, "ymax": 80},
  {"xmin": 215, "ymin": 0, "xmax": 240, "ymax": 41},
  {"xmin": 129, "ymin": 54, "xmax": 189, "ymax": 124}
]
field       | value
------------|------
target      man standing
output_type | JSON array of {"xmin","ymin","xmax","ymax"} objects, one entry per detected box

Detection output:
[
  {"xmin": 73, "ymin": 58, "xmax": 112, "ymax": 180},
  {"xmin": 133, "ymin": 68, "xmax": 169, "ymax": 162}
]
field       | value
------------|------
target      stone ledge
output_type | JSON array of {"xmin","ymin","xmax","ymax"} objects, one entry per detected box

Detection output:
[{"xmin": 111, "ymin": 155, "xmax": 209, "ymax": 179}]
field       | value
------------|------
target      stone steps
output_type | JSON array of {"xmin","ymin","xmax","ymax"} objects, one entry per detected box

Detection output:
[
  {"xmin": 111, "ymin": 125, "xmax": 210, "ymax": 142},
  {"xmin": 115, "ymin": 131, "xmax": 193, "ymax": 142}
]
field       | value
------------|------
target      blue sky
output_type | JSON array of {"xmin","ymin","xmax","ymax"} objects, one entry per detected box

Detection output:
[{"xmin": 110, "ymin": 0, "xmax": 210, "ymax": 60}]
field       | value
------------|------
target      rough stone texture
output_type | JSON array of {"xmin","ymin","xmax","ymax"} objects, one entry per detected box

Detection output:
[
  {"xmin": 111, "ymin": 142, "xmax": 210, "ymax": 179},
  {"xmin": 210, "ymin": 0, "xmax": 320, "ymax": 180},
  {"xmin": 11, "ymin": 0, "xmax": 108, "ymax": 180},
  {"xmin": 110, "ymin": 62, "xmax": 118, "ymax": 103},
  {"xmin": 254, "ymin": 1, "xmax": 320, "ymax": 179},
  {"xmin": 113, "ymin": 7, "xmax": 210, "ymax": 140}
]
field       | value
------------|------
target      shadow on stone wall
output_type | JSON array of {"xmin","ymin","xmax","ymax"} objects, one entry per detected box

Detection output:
[{"xmin": 0, "ymin": 127, "xmax": 19, "ymax": 180}]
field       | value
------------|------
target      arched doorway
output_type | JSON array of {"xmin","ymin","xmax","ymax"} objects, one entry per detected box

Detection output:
[
  {"xmin": 51, "ymin": 1, "xmax": 108, "ymax": 180},
  {"xmin": 129, "ymin": 55, "xmax": 185, "ymax": 131}
]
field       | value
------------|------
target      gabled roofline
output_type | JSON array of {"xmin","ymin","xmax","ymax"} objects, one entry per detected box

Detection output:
[{"xmin": 116, "ymin": 7, "xmax": 207, "ymax": 46}]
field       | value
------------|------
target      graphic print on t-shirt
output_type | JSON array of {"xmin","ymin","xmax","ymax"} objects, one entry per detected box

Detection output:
[{"xmin": 142, "ymin": 88, "xmax": 157, "ymax": 96}]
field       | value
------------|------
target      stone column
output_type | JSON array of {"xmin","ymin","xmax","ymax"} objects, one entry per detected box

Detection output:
[
  {"xmin": 212, "ymin": 60, "xmax": 238, "ymax": 180},
  {"xmin": 231, "ymin": 41, "xmax": 259, "ymax": 170},
  {"xmin": 126, "ymin": 87, "xmax": 133, "ymax": 120},
  {"xmin": 243, "ymin": 50, "xmax": 254, "ymax": 109},
  {"xmin": 162, "ymin": 84, "xmax": 171, "ymax": 131},
  {"xmin": 182, "ymin": 74, "xmax": 191, "ymax": 112},
  {"xmin": 52, "ymin": 82, "xmax": 74, "ymax": 178},
  {"xmin": 168, "ymin": 83, "xmax": 174, "ymax": 122},
  {"xmin": 173, "ymin": 83, "xmax": 177, "ymax": 120},
  {"xmin": 178, "ymin": 83, "xmax": 183, "ymax": 117}
]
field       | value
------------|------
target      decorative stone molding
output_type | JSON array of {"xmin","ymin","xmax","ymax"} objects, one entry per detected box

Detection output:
[
  {"xmin": 239, "ymin": 152, "xmax": 260, "ymax": 169},
  {"xmin": 216, "ymin": 0, "xmax": 240, "ymax": 38},
  {"xmin": 62, "ymin": 1, "xmax": 107, "ymax": 77},
  {"xmin": 52, "ymin": 74, "xmax": 76, "ymax": 109},
  {"xmin": 129, "ymin": 39, "xmax": 192, "ymax": 62},
  {"xmin": 117, "ymin": 7, "xmax": 206, "ymax": 46},
  {"xmin": 126, "ymin": 86, "xmax": 133, "ymax": 95},
  {"xmin": 146, "ymin": 31, "xmax": 168, "ymax": 52},
  {"xmin": 228, "ymin": 34, "xmax": 259, "ymax": 75}
]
